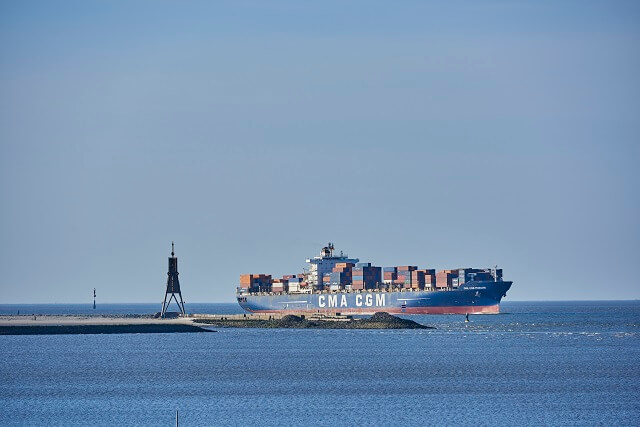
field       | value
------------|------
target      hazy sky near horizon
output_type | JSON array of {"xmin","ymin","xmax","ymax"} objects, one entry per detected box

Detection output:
[{"xmin": 1, "ymin": 1, "xmax": 639, "ymax": 304}]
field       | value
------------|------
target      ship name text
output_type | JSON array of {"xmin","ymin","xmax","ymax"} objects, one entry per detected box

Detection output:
[{"xmin": 317, "ymin": 294, "xmax": 386, "ymax": 308}]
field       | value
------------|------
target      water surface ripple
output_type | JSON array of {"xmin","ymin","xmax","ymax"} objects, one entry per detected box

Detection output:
[{"xmin": 1, "ymin": 301, "xmax": 638, "ymax": 426}]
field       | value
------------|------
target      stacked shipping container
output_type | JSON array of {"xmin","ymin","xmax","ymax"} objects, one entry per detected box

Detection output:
[
  {"xmin": 352, "ymin": 263, "xmax": 382, "ymax": 290},
  {"xmin": 287, "ymin": 277, "xmax": 302, "ymax": 292},
  {"xmin": 239, "ymin": 274, "xmax": 272, "ymax": 292},
  {"xmin": 435, "ymin": 270, "xmax": 458, "ymax": 289},
  {"xmin": 422, "ymin": 269, "xmax": 436, "ymax": 289},
  {"xmin": 382, "ymin": 267, "xmax": 397, "ymax": 285},
  {"xmin": 396, "ymin": 266, "xmax": 417, "ymax": 289},
  {"xmin": 410, "ymin": 270, "xmax": 425, "ymax": 289},
  {"xmin": 240, "ymin": 266, "xmax": 498, "ymax": 294},
  {"xmin": 271, "ymin": 278, "xmax": 287, "ymax": 293},
  {"xmin": 319, "ymin": 262, "xmax": 355, "ymax": 291},
  {"xmin": 457, "ymin": 269, "xmax": 500, "ymax": 284}
]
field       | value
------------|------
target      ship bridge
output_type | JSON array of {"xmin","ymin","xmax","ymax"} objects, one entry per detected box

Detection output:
[{"xmin": 305, "ymin": 243, "xmax": 358, "ymax": 289}]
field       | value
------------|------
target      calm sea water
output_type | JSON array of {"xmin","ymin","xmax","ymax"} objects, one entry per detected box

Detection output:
[{"xmin": 1, "ymin": 301, "xmax": 638, "ymax": 426}]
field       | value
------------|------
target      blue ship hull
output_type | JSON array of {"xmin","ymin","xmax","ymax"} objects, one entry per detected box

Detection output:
[{"xmin": 237, "ymin": 281, "xmax": 512, "ymax": 315}]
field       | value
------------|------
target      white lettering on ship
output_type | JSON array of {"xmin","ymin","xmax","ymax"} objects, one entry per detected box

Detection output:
[
  {"xmin": 328, "ymin": 295, "xmax": 338, "ymax": 308},
  {"xmin": 317, "ymin": 294, "xmax": 385, "ymax": 309}
]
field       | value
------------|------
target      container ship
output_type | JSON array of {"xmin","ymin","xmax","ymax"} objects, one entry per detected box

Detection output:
[{"xmin": 236, "ymin": 244, "xmax": 512, "ymax": 315}]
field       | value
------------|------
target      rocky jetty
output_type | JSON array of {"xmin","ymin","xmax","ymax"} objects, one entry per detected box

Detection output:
[
  {"xmin": 196, "ymin": 312, "xmax": 432, "ymax": 329},
  {"xmin": 0, "ymin": 312, "xmax": 432, "ymax": 334}
]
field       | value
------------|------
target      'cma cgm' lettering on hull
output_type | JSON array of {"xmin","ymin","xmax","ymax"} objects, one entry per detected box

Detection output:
[{"xmin": 318, "ymin": 294, "xmax": 386, "ymax": 308}]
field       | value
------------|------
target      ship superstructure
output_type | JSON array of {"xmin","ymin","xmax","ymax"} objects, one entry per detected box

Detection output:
[{"xmin": 305, "ymin": 243, "xmax": 359, "ymax": 289}]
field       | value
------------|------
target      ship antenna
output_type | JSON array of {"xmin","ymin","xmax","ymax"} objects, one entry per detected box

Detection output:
[{"xmin": 172, "ymin": 241, "xmax": 175, "ymax": 257}]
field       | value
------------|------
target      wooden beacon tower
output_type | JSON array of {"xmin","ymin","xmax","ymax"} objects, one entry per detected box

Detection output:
[{"xmin": 161, "ymin": 242, "xmax": 186, "ymax": 317}]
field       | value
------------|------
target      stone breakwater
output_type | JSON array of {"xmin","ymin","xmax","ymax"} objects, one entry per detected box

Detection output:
[
  {"xmin": 195, "ymin": 312, "xmax": 433, "ymax": 329},
  {"xmin": 0, "ymin": 312, "xmax": 433, "ymax": 334}
]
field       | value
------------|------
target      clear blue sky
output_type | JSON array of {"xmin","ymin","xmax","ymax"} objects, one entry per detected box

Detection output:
[{"xmin": 1, "ymin": 1, "xmax": 638, "ymax": 303}]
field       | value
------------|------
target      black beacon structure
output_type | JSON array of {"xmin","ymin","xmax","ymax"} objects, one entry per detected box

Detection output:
[{"xmin": 160, "ymin": 242, "xmax": 186, "ymax": 317}]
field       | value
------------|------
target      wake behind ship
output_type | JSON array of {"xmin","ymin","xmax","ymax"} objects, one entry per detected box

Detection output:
[{"xmin": 237, "ymin": 244, "xmax": 512, "ymax": 315}]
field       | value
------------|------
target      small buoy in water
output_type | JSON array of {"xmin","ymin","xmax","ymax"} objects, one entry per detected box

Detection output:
[{"xmin": 465, "ymin": 313, "xmax": 469, "ymax": 323}]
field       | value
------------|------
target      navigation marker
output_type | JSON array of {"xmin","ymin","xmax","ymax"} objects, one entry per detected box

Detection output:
[{"xmin": 160, "ymin": 242, "xmax": 186, "ymax": 317}]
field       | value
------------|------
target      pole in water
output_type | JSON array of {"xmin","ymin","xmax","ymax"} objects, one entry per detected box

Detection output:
[
  {"xmin": 176, "ymin": 409, "xmax": 179, "ymax": 427},
  {"xmin": 465, "ymin": 313, "xmax": 469, "ymax": 323}
]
